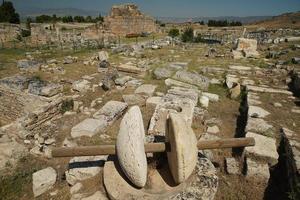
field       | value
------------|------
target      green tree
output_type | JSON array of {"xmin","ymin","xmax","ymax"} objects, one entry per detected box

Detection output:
[
  {"xmin": 85, "ymin": 16, "xmax": 93, "ymax": 23},
  {"xmin": 0, "ymin": 1, "xmax": 20, "ymax": 24},
  {"xmin": 26, "ymin": 17, "xmax": 32, "ymax": 30},
  {"xmin": 168, "ymin": 28, "xmax": 180, "ymax": 38},
  {"xmin": 181, "ymin": 27, "xmax": 194, "ymax": 42},
  {"xmin": 74, "ymin": 16, "xmax": 85, "ymax": 23},
  {"xmin": 62, "ymin": 16, "xmax": 73, "ymax": 23}
]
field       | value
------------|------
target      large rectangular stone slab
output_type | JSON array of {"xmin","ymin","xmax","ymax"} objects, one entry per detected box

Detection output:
[
  {"xmin": 245, "ymin": 132, "xmax": 278, "ymax": 166},
  {"xmin": 71, "ymin": 118, "xmax": 108, "ymax": 138},
  {"xmin": 93, "ymin": 101, "xmax": 128, "ymax": 123}
]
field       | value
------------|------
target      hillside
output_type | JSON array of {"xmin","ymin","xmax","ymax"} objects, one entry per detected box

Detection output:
[{"xmin": 252, "ymin": 11, "xmax": 300, "ymax": 28}]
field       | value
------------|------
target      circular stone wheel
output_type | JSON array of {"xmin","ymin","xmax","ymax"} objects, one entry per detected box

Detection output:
[{"xmin": 166, "ymin": 113, "xmax": 198, "ymax": 184}]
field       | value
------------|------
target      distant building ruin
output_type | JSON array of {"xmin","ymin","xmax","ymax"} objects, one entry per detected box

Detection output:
[{"xmin": 104, "ymin": 4, "xmax": 157, "ymax": 36}]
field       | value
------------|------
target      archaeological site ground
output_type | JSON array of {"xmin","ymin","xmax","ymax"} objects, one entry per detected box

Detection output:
[{"xmin": 0, "ymin": 1, "xmax": 300, "ymax": 200}]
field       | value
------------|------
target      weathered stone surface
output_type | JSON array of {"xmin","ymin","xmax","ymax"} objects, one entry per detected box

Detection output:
[
  {"xmin": 246, "ymin": 118, "xmax": 274, "ymax": 136},
  {"xmin": 170, "ymin": 156, "xmax": 218, "ymax": 200},
  {"xmin": 248, "ymin": 106, "xmax": 270, "ymax": 118},
  {"xmin": 225, "ymin": 157, "xmax": 240, "ymax": 175},
  {"xmin": 199, "ymin": 96, "xmax": 209, "ymax": 108},
  {"xmin": 146, "ymin": 96, "xmax": 162, "ymax": 107},
  {"xmin": 135, "ymin": 84, "xmax": 157, "ymax": 97},
  {"xmin": 122, "ymin": 94, "xmax": 145, "ymax": 106},
  {"xmin": 246, "ymin": 158, "xmax": 270, "ymax": 181},
  {"xmin": 165, "ymin": 78, "xmax": 198, "ymax": 89},
  {"xmin": 202, "ymin": 92, "xmax": 219, "ymax": 102},
  {"xmin": 229, "ymin": 65, "xmax": 252, "ymax": 71},
  {"xmin": 103, "ymin": 156, "xmax": 218, "ymax": 200},
  {"xmin": 98, "ymin": 51, "xmax": 109, "ymax": 61},
  {"xmin": 173, "ymin": 71, "xmax": 209, "ymax": 90},
  {"xmin": 28, "ymin": 79, "xmax": 45, "ymax": 95},
  {"xmin": 114, "ymin": 76, "xmax": 132, "ymax": 86},
  {"xmin": 65, "ymin": 156, "xmax": 107, "ymax": 185},
  {"xmin": 93, "ymin": 101, "xmax": 128, "ymax": 122},
  {"xmin": 81, "ymin": 191, "xmax": 108, "ymax": 200},
  {"xmin": 71, "ymin": 118, "xmax": 107, "ymax": 138},
  {"xmin": 40, "ymin": 83, "xmax": 63, "ymax": 97},
  {"xmin": 245, "ymin": 132, "xmax": 278, "ymax": 166},
  {"xmin": 17, "ymin": 59, "xmax": 41, "ymax": 72},
  {"xmin": 236, "ymin": 38, "xmax": 258, "ymax": 52},
  {"xmin": 32, "ymin": 167, "xmax": 57, "ymax": 197},
  {"xmin": 70, "ymin": 182, "xmax": 83, "ymax": 195},
  {"xmin": 232, "ymin": 50, "xmax": 244, "ymax": 59},
  {"xmin": 246, "ymin": 85, "xmax": 293, "ymax": 95},
  {"xmin": 167, "ymin": 113, "xmax": 198, "ymax": 184},
  {"xmin": 226, "ymin": 75, "xmax": 239, "ymax": 89},
  {"xmin": 230, "ymin": 83, "xmax": 241, "ymax": 99},
  {"xmin": 72, "ymin": 80, "xmax": 90, "ymax": 93},
  {"xmin": 148, "ymin": 87, "xmax": 198, "ymax": 136},
  {"xmin": 153, "ymin": 67, "xmax": 173, "ymax": 79},
  {"xmin": 0, "ymin": 140, "xmax": 27, "ymax": 171},
  {"xmin": 116, "ymin": 106, "xmax": 147, "ymax": 187},
  {"xmin": 207, "ymin": 125, "xmax": 220, "ymax": 134},
  {"xmin": 0, "ymin": 75, "xmax": 29, "ymax": 90}
]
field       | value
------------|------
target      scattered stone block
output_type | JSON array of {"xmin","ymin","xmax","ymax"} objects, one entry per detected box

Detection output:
[
  {"xmin": 32, "ymin": 167, "xmax": 57, "ymax": 197},
  {"xmin": 226, "ymin": 75, "xmax": 239, "ymax": 89},
  {"xmin": 246, "ymin": 158, "xmax": 270, "ymax": 181},
  {"xmin": 65, "ymin": 156, "xmax": 107, "ymax": 185},
  {"xmin": 153, "ymin": 67, "xmax": 173, "ymax": 79},
  {"xmin": 246, "ymin": 118, "xmax": 274, "ymax": 136},
  {"xmin": 165, "ymin": 78, "xmax": 198, "ymax": 89},
  {"xmin": 207, "ymin": 125, "xmax": 220, "ymax": 134},
  {"xmin": 146, "ymin": 96, "xmax": 162, "ymax": 107},
  {"xmin": 71, "ymin": 118, "xmax": 107, "ymax": 138},
  {"xmin": 248, "ymin": 106, "xmax": 270, "ymax": 118},
  {"xmin": 98, "ymin": 51, "xmax": 109, "ymax": 61},
  {"xmin": 135, "ymin": 84, "xmax": 157, "ymax": 97},
  {"xmin": 114, "ymin": 76, "xmax": 132, "ymax": 86},
  {"xmin": 245, "ymin": 132, "xmax": 278, "ymax": 166},
  {"xmin": 72, "ymin": 80, "xmax": 90, "ymax": 93},
  {"xmin": 199, "ymin": 96, "xmax": 209, "ymax": 108},
  {"xmin": 202, "ymin": 92, "xmax": 219, "ymax": 102},
  {"xmin": 93, "ymin": 101, "xmax": 128, "ymax": 122},
  {"xmin": 173, "ymin": 70, "xmax": 209, "ymax": 90},
  {"xmin": 122, "ymin": 94, "xmax": 145, "ymax": 106},
  {"xmin": 225, "ymin": 157, "xmax": 240, "ymax": 175}
]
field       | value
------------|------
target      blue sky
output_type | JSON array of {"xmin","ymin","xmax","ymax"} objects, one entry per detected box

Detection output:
[{"xmin": 10, "ymin": 0, "xmax": 300, "ymax": 17}]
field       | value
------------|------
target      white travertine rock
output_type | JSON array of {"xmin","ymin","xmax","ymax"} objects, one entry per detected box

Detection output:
[
  {"xmin": 135, "ymin": 84, "xmax": 157, "ymax": 97},
  {"xmin": 71, "ymin": 118, "xmax": 107, "ymax": 138},
  {"xmin": 32, "ymin": 167, "xmax": 57, "ymax": 197},
  {"xmin": 65, "ymin": 156, "xmax": 107, "ymax": 185},
  {"xmin": 116, "ymin": 106, "xmax": 147, "ymax": 187},
  {"xmin": 245, "ymin": 132, "xmax": 278, "ymax": 166},
  {"xmin": 248, "ymin": 106, "xmax": 270, "ymax": 118},
  {"xmin": 199, "ymin": 96, "xmax": 209, "ymax": 108}
]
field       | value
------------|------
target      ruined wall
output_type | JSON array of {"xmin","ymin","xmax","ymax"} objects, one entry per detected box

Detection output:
[{"xmin": 104, "ymin": 4, "xmax": 157, "ymax": 36}]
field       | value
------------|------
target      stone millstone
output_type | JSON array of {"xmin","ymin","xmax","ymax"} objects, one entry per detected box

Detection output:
[
  {"xmin": 166, "ymin": 113, "xmax": 198, "ymax": 184},
  {"xmin": 103, "ymin": 156, "xmax": 218, "ymax": 200},
  {"xmin": 116, "ymin": 106, "xmax": 147, "ymax": 188}
]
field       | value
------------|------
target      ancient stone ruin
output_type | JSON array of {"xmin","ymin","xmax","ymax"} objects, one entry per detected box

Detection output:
[{"xmin": 104, "ymin": 4, "xmax": 157, "ymax": 36}]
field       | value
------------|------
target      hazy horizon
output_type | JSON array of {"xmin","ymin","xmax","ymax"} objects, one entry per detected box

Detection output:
[{"xmin": 8, "ymin": 0, "xmax": 300, "ymax": 18}]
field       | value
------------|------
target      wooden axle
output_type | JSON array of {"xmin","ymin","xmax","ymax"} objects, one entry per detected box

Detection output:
[{"xmin": 52, "ymin": 137, "xmax": 255, "ymax": 158}]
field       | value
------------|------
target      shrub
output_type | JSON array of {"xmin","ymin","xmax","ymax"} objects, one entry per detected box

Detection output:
[
  {"xmin": 181, "ymin": 27, "xmax": 194, "ymax": 42},
  {"xmin": 168, "ymin": 28, "xmax": 180, "ymax": 38}
]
